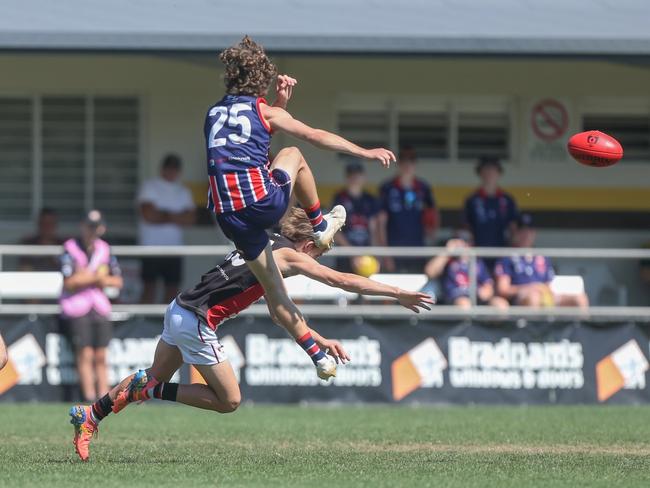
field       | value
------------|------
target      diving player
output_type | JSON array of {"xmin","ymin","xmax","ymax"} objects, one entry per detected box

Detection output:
[
  {"xmin": 69, "ymin": 208, "xmax": 432, "ymax": 461},
  {"xmin": 206, "ymin": 36, "xmax": 395, "ymax": 380}
]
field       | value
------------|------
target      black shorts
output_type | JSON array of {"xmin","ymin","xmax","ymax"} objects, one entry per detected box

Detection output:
[
  {"xmin": 141, "ymin": 256, "xmax": 183, "ymax": 285},
  {"xmin": 63, "ymin": 311, "xmax": 113, "ymax": 350}
]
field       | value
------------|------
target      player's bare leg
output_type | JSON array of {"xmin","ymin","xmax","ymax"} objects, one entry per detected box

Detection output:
[
  {"xmin": 177, "ymin": 362, "xmax": 241, "ymax": 412},
  {"xmin": 245, "ymin": 243, "xmax": 336, "ymax": 379},
  {"xmin": 94, "ymin": 347, "xmax": 110, "ymax": 398},
  {"xmin": 76, "ymin": 346, "xmax": 96, "ymax": 402},
  {"xmin": 271, "ymin": 147, "xmax": 346, "ymax": 250},
  {"xmin": 0, "ymin": 333, "xmax": 7, "ymax": 370}
]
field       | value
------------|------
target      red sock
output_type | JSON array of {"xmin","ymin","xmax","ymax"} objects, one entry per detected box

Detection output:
[
  {"xmin": 305, "ymin": 202, "xmax": 326, "ymax": 232},
  {"xmin": 297, "ymin": 332, "xmax": 326, "ymax": 364}
]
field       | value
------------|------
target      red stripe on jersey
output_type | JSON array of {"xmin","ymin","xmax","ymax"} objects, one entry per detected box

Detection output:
[
  {"xmin": 225, "ymin": 173, "xmax": 245, "ymax": 211},
  {"xmin": 208, "ymin": 175, "xmax": 223, "ymax": 213},
  {"xmin": 206, "ymin": 283, "xmax": 264, "ymax": 330},
  {"xmin": 256, "ymin": 97, "xmax": 272, "ymax": 133},
  {"xmin": 249, "ymin": 168, "xmax": 268, "ymax": 202}
]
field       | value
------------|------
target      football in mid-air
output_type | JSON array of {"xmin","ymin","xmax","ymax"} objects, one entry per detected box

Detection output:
[{"xmin": 567, "ymin": 130, "xmax": 623, "ymax": 167}]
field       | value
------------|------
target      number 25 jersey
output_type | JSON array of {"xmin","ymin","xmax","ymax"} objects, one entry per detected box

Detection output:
[{"xmin": 204, "ymin": 94, "xmax": 273, "ymax": 214}]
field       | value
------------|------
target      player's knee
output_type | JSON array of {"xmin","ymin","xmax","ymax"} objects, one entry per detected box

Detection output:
[
  {"xmin": 221, "ymin": 394, "xmax": 241, "ymax": 413},
  {"xmin": 0, "ymin": 352, "xmax": 7, "ymax": 370},
  {"xmin": 278, "ymin": 146, "xmax": 301, "ymax": 158}
]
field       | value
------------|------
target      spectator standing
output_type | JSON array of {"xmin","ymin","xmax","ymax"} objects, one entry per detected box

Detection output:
[
  {"xmin": 464, "ymin": 157, "xmax": 518, "ymax": 250},
  {"xmin": 60, "ymin": 210, "xmax": 123, "ymax": 401},
  {"xmin": 19, "ymin": 208, "xmax": 65, "ymax": 271},
  {"xmin": 495, "ymin": 214, "xmax": 589, "ymax": 309},
  {"xmin": 332, "ymin": 162, "xmax": 380, "ymax": 273},
  {"xmin": 138, "ymin": 154, "xmax": 196, "ymax": 303},
  {"xmin": 378, "ymin": 146, "xmax": 438, "ymax": 272},
  {"xmin": 424, "ymin": 235, "xmax": 508, "ymax": 309}
]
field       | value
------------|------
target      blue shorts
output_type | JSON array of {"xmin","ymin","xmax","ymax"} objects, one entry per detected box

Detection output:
[{"xmin": 216, "ymin": 168, "xmax": 291, "ymax": 260}]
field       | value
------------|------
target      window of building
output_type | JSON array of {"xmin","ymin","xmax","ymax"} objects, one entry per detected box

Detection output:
[
  {"xmin": 458, "ymin": 111, "xmax": 510, "ymax": 161},
  {"xmin": 0, "ymin": 96, "xmax": 139, "ymax": 223},
  {"xmin": 337, "ymin": 98, "xmax": 510, "ymax": 163},
  {"xmin": 582, "ymin": 114, "xmax": 650, "ymax": 162}
]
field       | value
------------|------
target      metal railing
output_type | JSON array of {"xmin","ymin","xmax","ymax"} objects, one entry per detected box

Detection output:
[{"xmin": 1, "ymin": 244, "xmax": 650, "ymax": 321}]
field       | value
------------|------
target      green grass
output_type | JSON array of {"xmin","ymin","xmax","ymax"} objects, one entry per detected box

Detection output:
[{"xmin": 1, "ymin": 404, "xmax": 649, "ymax": 487}]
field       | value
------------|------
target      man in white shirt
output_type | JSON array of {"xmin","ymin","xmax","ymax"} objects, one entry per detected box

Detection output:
[{"xmin": 138, "ymin": 155, "xmax": 196, "ymax": 303}]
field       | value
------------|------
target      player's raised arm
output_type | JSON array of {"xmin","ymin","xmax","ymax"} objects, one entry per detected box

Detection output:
[
  {"xmin": 272, "ymin": 74, "xmax": 297, "ymax": 109},
  {"xmin": 274, "ymin": 249, "xmax": 433, "ymax": 313},
  {"xmin": 260, "ymin": 104, "xmax": 395, "ymax": 168}
]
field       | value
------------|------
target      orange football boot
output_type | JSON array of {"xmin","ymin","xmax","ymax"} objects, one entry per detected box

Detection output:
[
  {"xmin": 69, "ymin": 405, "xmax": 98, "ymax": 462},
  {"xmin": 112, "ymin": 369, "xmax": 159, "ymax": 413}
]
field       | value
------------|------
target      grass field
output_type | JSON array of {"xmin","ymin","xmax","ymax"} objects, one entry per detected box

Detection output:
[{"xmin": 1, "ymin": 404, "xmax": 649, "ymax": 487}]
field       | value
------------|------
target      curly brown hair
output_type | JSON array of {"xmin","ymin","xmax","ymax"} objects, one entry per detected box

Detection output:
[
  {"xmin": 279, "ymin": 207, "xmax": 315, "ymax": 243},
  {"xmin": 219, "ymin": 36, "xmax": 277, "ymax": 96}
]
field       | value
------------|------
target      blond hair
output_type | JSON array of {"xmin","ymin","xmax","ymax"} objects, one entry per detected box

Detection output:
[
  {"xmin": 279, "ymin": 207, "xmax": 315, "ymax": 243},
  {"xmin": 219, "ymin": 36, "xmax": 277, "ymax": 96}
]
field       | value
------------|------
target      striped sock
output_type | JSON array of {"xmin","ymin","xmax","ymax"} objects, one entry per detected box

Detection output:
[
  {"xmin": 90, "ymin": 394, "xmax": 113, "ymax": 423},
  {"xmin": 297, "ymin": 332, "xmax": 326, "ymax": 364},
  {"xmin": 305, "ymin": 202, "xmax": 327, "ymax": 233},
  {"xmin": 148, "ymin": 382, "xmax": 179, "ymax": 402}
]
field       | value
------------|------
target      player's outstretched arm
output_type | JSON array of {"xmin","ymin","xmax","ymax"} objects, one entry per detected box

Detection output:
[
  {"xmin": 260, "ymin": 104, "xmax": 395, "ymax": 168},
  {"xmin": 275, "ymin": 249, "xmax": 434, "ymax": 313}
]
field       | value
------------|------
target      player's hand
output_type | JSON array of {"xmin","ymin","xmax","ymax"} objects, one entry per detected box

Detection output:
[
  {"xmin": 363, "ymin": 148, "xmax": 396, "ymax": 168},
  {"xmin": 319, "ymin": 338, "xmax": 351, "ymax": 364},
  {"xmin": 397, "ymin": 290, "xmax": 435, "ymax": 313},
  {"xmin": 274, "ymin": 74, "xmax": 297, "ymax": 108}
]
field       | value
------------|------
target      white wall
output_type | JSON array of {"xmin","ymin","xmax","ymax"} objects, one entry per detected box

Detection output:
[{"xmin": 0, "ymin": 53, "xmax": 648, "ymax": 238}]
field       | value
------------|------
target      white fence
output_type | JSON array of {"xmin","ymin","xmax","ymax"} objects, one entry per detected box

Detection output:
[{"xmin": 1, "ymin": 245, "xmax": 650, "ymax": 321}]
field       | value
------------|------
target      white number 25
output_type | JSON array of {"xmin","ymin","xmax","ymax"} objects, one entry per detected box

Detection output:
[{"xmin": 208, "ymin": 103, "xmax": 252, "ymax": 148}]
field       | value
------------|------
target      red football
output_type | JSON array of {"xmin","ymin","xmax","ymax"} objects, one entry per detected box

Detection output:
[{"xmin": 567, "ymin": 130, "xmax": 623, "ymax": 167}]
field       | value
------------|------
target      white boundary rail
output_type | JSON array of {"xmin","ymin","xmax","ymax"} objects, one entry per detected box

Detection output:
[{"xmin": 1, "ymin": 245, "xmax": 650, "ymax": 321}]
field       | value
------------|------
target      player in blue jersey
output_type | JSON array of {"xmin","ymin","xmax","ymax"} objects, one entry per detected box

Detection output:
[{"xmin": 203, "ymin": 36, "xmax": 395, "ymax": 380}]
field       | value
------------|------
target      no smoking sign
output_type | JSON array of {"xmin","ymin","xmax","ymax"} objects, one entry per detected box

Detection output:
[{"xmin": 531, "ymin": 99, "xmax": 569, "ymax": 142}]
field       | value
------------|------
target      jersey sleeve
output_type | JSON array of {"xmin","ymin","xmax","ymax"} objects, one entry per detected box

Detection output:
[
  {"xmin": 180, "ymin": 186, "xmax": 196, "ymax": 212},
  {"xmin": 544, "ymin": 257, "xmax": 555, "ymax": 283},
  {"xmin": 477, "ymin": 260, "xmax": 493, "ymax": 285},
  {"xmin": 420, "ymin": 181, "xmax": 435, "ymax": 209},
  {"xmin": 494, "ymin": 258, "xmax": 512, "ymax": 278},
  {"xmin": 60, "ymin": 252, "xmax": 75, "ymax": 278},
  {"xmin": 137, "ymin": 180, "xmax": 156, "ymax": 204}
]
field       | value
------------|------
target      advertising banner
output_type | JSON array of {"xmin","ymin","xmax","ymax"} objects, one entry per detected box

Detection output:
[{"xmin": 1, "ymin": 315, "xmax": 649, "ymax": 404}]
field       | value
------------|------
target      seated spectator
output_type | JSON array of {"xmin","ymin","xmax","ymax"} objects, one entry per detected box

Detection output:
[
  {"xmin": 495, "ymin": 214, "xmax": 589, "ymax": 309},
  {"xmin": 332, "ymin": 161, "xmax": 380, "ymax": 274},
  {"xmin": 378, "ymin": 146, "xmax": 438, "ymax": 272},
  {"xmin": 60, "ymin": 210, "xmax": 123, "ymax": 401},
  {"xmin": 463, "ymin": 157, "xmax": 518, "ymax": 252},
  {"xmin": 138, "ymin": 154, "xmax": 196, "ymax": 303},
  {"xmin": 424, "ymin": 234, "xmax": 508, "ymax": 309},
  {"xmin": 19, "ymin": 208, "xmax": 65, "ymax": 271}
]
